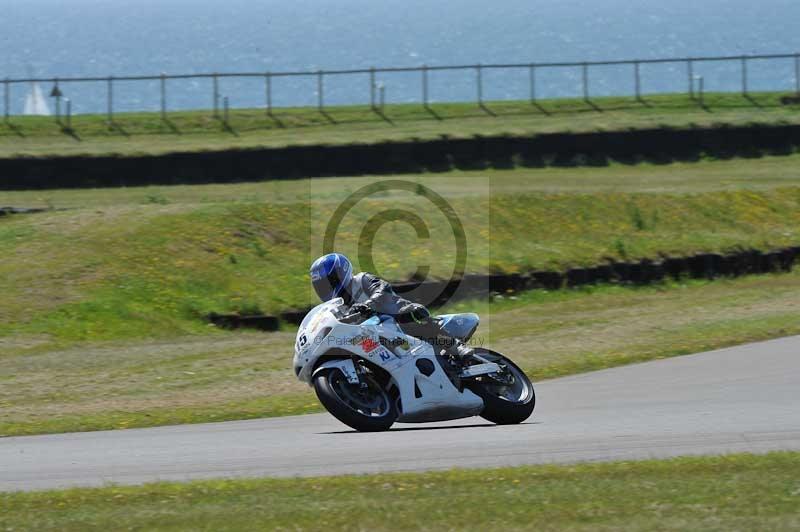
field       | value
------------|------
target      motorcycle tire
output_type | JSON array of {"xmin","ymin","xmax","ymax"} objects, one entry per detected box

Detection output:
[
  {"xmin": 313, "ymin": 367, "xmax": 397, "ymax": 432},
  {"xmin": 465, "ymin": 350, "xmax": 535, "ymax": 425}
]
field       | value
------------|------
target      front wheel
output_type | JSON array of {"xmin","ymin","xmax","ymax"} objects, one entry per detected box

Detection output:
[
  {"xmin": 465, "ymin": 350, "xmax": 535, "ymax": 425},
  {"xmin": 313, "ymin": 367, "xmax": 397, "ymax": 432}
]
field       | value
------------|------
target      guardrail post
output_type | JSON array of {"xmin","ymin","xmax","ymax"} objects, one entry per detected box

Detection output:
[
  {"xmin": 212, "ymin": 73, "xmax": 219, "ymax": 117},
  {"xmin": 422, "ymin": 65, "xmax": 429, "ymax": 108},
  {"xmin": 687, "ymin": 59, "xmax": 694, "ymax": 99},
  {"xmin": 3, "ymin": 78, "xmax": 9, "ymax": 122},
  {"xmin": 265, "ymin": 73, "xmax": 272, "ymax": 115},
  {"xmin": 106, "ymin": 76, "xmax": 113, "ymax": 123},
  {"xmin": 634, "ymin": 61, "xmax": 641, "ymax": 101},
  {"xmin": 160, "ymin": 72, "xmax": 167, "ymax": 120},
  {"xmin": 696, "ymin": 76, "xmax": 705, "ymax": 106},
  {"xmin": 369, "ymin": 67, "xmax": 376, "ymax": 109},
  {"xmin": 317, "ymin": 70, "xmax": 324, "ymax": 111},
  {"xmin": 65, "ymin": 98, "xmax": 72, "ymax": 129},
  {"xmin": 795, "ymin": 53, "xmax": 800, "ymax": 94},
  {"xmin": 476, "ymin": 64, "xmax": 483, "ymax": 106},
  {"xmin": 53, "ymin": 78, "xmax": 61, "ymax": 124},
  {"xmin": 741, "ymin": 56, "xmax": 748, "ymax": 96},
  {"xmin": 529, "ymin": 64, "xmax": 536, "ymax": 103},
  {"xmin": 582, "ymin": 62, "xmax": 589, "ymax": 101}
]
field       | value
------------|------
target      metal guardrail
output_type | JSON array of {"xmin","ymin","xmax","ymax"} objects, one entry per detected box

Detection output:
[{"xmin": 3, "ymin": 52, "xmax": 800, "ymax": 123}]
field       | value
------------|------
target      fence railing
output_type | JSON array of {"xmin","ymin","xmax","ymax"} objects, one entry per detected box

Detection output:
[{"xmin": 3, "ymin": 52, "xmax": 800, "ymax": 123}]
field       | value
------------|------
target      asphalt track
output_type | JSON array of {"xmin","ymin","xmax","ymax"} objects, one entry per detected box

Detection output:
[{"xmin": 2, "ymin": 336, "xmax": 799, "ymax": 492}]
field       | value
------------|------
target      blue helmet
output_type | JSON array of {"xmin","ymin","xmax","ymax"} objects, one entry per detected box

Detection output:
[{"xmin": 310, "ymin": 253, "xmax": 353, "ymax": 302}]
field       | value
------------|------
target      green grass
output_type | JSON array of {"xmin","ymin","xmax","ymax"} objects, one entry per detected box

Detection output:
[
  {"xmin": 1, "ymin": 91, "xmax": 799, "ymax": 157},
  {"xmin": 1, "ymin": 162, "xmax": 799, "ymax": 343},
  {"xmin": 3, "ymin": 270, "xmax": 800, "ymax": 437},
  {"xmin": 2, "ymin": 452, "xmax": 799, "ymax": 530},
  {"xmin": 4, "ymin": 154, "xmax": 800, "ymax": 209},
  {"xmin": 1, "ymin": 158, "xmax": 799, "ymax": 436}
]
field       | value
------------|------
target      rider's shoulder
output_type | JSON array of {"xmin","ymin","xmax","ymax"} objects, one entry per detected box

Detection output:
[
  {"xmin": 354, "ymin": 271, "xmax": 382, "ymax": 282},
  {"xmin": 356, "ymin": 272, "xmax": 390, "ymax": 287},
  {"xmin": 351, "ymin": 271, "xmax": 373, "ymax": 288}
]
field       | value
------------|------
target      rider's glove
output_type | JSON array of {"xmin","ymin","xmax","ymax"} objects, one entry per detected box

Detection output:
[
  {"xmin": 350, "ymin": 303, "xmax": 373, "ymax": 315},
  {"xmin": 398, "ymin": 303, "xmax": 430, "ymax": 324},
  {"xmin": 409, "ymin": 306, "xmax": 430, "ymax": 324}
]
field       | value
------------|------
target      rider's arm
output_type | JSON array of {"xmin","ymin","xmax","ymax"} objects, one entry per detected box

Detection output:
[
  {"xmin": 360, "ymin": 273, "xmax": 402, "ymax": 315},
  {"xmin": 359, "ymin": 274, "xmax": 432, "ymax": 323}
]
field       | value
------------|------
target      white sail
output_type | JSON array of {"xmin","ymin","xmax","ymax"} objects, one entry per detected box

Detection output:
[{"xmin": 23, "ymin": 83, "xmax": 51, "ymax": 116}]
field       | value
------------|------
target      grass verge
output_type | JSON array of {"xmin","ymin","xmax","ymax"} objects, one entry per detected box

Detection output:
[
  {"xmin": 1, "ymin": 160, "xmax": 799, "ymax": 436},
  {"xmin": 3, "ymin": 154, "xmax": 800, "ymax": 210},
  {"xmin": 1, "ymin": 92, "xmax": 798, "ymax": 157},
  {"xmin": 1, "ymin": 163, "xmax": 799, "ymax": 342},
  {"xmin": 2, "ymin": 452, "xmax": 799, "ymax": 530},
  {"xmin": 2, "ymin": 271, "xmax": 799, "ymax": 437}
]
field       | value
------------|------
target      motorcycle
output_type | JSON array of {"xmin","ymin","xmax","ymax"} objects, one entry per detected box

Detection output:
[{"xmin": 293, "ymin": 297, "xmax": 535, "ymax": 432}]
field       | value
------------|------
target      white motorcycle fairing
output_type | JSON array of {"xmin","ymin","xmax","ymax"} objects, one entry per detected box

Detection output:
[{"xmin": 293, "ymin": 298, "xmax": 485, "ymax": 423}]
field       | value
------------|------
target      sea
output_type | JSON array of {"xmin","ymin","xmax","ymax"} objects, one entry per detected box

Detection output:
[{"xmin": 2, "ymin": 0, "xmax": 799, "ymax": 114}]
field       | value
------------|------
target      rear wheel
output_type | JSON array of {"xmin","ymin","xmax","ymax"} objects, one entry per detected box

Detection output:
[
  {"xmin": 465, "ymin": 350, "xmax": 535, "ymax": 425},
  {"xmin": 313, "ymin": 367, "xmax": 397, "ymax": 432}
]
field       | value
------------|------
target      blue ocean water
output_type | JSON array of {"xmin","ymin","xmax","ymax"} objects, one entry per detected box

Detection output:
[{"xmin": 1, "ymin": 0, "xmax": 799, "ymax": 114}]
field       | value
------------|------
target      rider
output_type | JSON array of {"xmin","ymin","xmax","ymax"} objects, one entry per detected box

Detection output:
[{"xmin": 309, "ymin": 252, "xmax": 473, "ymax": 357}]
